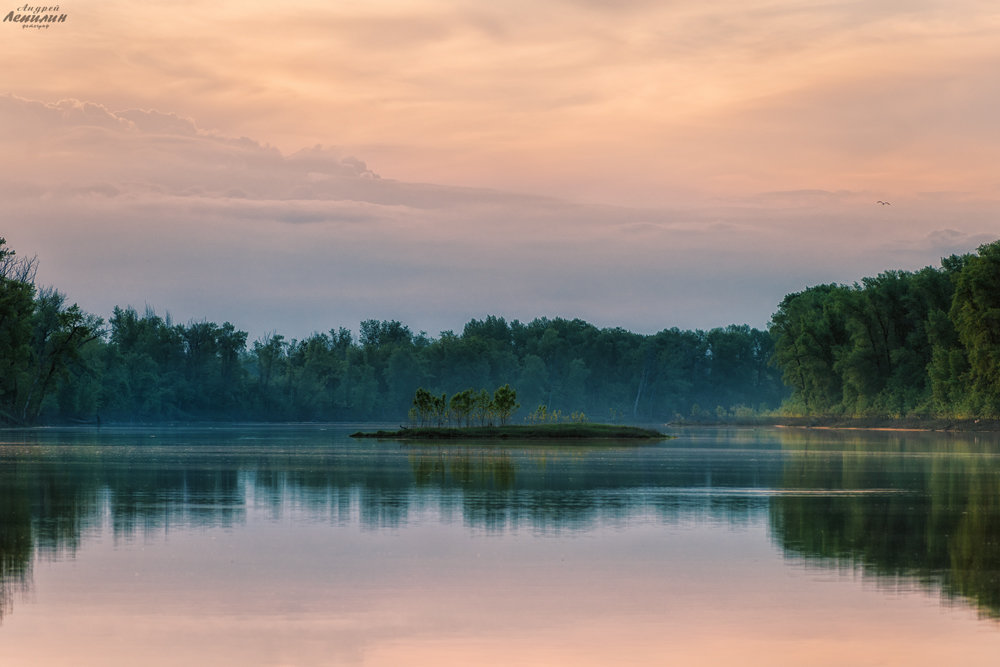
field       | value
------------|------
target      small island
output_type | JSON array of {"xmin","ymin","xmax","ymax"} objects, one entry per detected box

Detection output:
[
  {"xmin": 350, "ymin": 423, "xmax": 670, "ymax": 440},
  {"xmin": 351, "ymin": 385, "xmax": 670, "ymax": 440}
]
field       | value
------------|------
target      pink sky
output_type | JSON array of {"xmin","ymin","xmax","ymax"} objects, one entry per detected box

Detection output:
[{"xmin": 3, "ymin": 1, "xmax": 1000, "ymax": 338}]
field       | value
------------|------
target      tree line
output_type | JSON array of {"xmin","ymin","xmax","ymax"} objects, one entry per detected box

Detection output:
[
  {"xmin": 0, "ymin": 237, "xmax": 787, "ymax": 424},
  {"xmin": 769, "ymin": 239, "xmax": 1000, "ymax": 418},
  {"xmin": 11, "ymin": 235, "xmax": 998, "ymax": 424}
]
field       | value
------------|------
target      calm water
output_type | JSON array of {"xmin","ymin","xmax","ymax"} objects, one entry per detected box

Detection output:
[{"xmin": 2, "ymin": 425, "xmax": 1000, "ymax": 666}]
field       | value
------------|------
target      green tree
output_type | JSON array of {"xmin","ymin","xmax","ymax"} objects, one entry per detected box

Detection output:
[
  {"xmin": 252, "ymin": 333, "xmax": 287, "ymax": 416},
  {"xmin": 0, "ymin": 241, "xmax": 102, "ymax": 424},
  {"xmin": 769, "ymin": 285, "xmax": 850, "ymax": 414},
  {"xmin": 17, "ymin": 288, "xmax": 102, "ymax": 423},
  {"xmin": 951, "ymin": 240, "xmax": 1000, "ymax": 415},
  {"xmin": 412, "ymin": 387, "xmax": 435, "ymax": 425},
  {"xmin": 472, "ymin": 389, "xmax": 493, "ymax": 426},
  {"xmin": 0, "ymin": 239, "xmax": 36, "ymax": 422},
  {"xmin": 449, "ymin": 389, "xmax": 476, "ymax": 427},
  {"xmin": 492, "ymin": 384, "xmax": 519, "ymax": 425}
]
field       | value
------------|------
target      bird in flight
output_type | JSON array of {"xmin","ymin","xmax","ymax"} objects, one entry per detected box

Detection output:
[{"xmin": 876, "ymin": 200, "xmax": 891, "ymax": 205}]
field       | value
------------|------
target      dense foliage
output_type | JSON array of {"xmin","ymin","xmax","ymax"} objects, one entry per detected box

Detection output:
[
  {"xmin": 0, "ymin": 239, "xmax": 103, "ymax": 424},
  {"xmin": 769, "ymin": 239, "xmax": 1000, "ymax": 418},
  {"xmin": 12, "ymin": 234, "xmax": 999, "ymax": 424},
  {"xmin": 0, "ymin": 238, "xmax": 786, "ymax": 424},
  {"xmin": 31, "ymin": 311, "xmax": 788, "ymax": 424}
]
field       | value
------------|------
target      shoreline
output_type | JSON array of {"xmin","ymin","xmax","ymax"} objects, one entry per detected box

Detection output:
[
  {"xmin": 670, "ymin": 416, "xmax": 1000, "ymax": 433},
  {"xmin": 5, "ymin": 418, "xmax": 999, "ymax": 434},
  {"xmin": 350, "ymin": 423, "xmax": 670, "ymax": 440}
]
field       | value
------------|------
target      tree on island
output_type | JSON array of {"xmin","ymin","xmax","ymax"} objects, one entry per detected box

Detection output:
[
  {"xmin": 409, "ymin": 387, "xmax": 449, "ymax": 426},
  {"xmin": 449, "ymin": 389, "xmax": 475, "ymax": 427},
  {"xmin": 472, "ymin": 389, "xmax": 493, "ymax": 426},
  {"xmin": 492, "ymin": 384, "xmax": 519, "ymax": 426},
  {"xmin": 410, "ymin": 384, "xmax": 519, "ymax": 428},
  {"xmin": 409, "ymin": 387, "xmax": 431, "ymax": 425}
]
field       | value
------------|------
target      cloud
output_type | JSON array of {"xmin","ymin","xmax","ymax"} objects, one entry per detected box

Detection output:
[
  {"xmin": 3, "ymin": 94, "xmax": 999, "ymax": 340},
  {"xmin": 6, "ymin": 1, "xmax": 1000, "ymax": 210},
  {"xmin": 116, "ymin": 108, "xmax": 200, "ymax": 136},
  {"xmin": 1, "ymin": 94, "xmax": 566, "ymax": 208}
]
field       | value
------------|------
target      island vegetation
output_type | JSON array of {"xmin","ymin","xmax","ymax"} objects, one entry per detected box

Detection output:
[
  {"xmin": 352, "ymin": 424, "xmax": 669, "ymax": 440},
  {"xmin": 2, "ymin": 235, "xmax": 1000, "ymax": 427},
  {"xmin": 351, "ymin": 385, "xmax": 669, "ymax": 439}
]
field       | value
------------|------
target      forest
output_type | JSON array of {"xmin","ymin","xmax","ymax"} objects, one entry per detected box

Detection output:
[
  {"xmin": 770, "ymin": 239, "xmax": 1000, "ymax": 418},
  {"xmin": 2, "ymin": 235, "xmax": 999, "ymax": 425},
  {"xmin": 0, "ymin": 237, "xmax": 785, "ymax": 425}
]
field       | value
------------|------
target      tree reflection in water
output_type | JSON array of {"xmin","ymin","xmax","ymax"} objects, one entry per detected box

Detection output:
[
  {"xmin": 1, "ymin": 426, "xmax": 1000, "ymax": 622},
  {"xmin": 769, "ymin": 429, "xmax": 1000, "ymax": 619}
]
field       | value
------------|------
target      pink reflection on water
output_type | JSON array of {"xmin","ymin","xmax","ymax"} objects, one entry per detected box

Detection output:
[{"xmin": 3, "ymin": 517, "xmax": 999, "ymax": 666}]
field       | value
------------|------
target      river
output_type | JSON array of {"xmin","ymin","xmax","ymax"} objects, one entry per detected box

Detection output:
[{"xmin": 1, "ymin": 424, "xmax": 999, "ymax": 666}]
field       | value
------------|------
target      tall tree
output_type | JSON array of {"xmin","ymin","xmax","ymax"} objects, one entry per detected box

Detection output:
[
  {"xmin": 0, "ymin": 239, "xmax": 37, "ymax": 422},
  {"xmin": 951, "ymin": 240, "xmax": 1000, "ymax": 415},
  {"xmin": 0, "ymin": 241, "xmax": 102, "ymax": 424},
  {"xmin": 769, "ymin": 285, "xmax": 850, "ymax": 414},
  {"xmin": 492, "ymin": 384, "xmax": 519, "ymax": 426},
  {"xmin": 17, "ymin": 288, "xmax": 102, "ymax": 423}
]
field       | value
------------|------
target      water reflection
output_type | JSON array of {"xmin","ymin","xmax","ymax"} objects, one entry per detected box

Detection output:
[
  {"xmin": 769, "ymin": 428, "xmax": 1000, "ymax": 619},
  {"xmin": 2, "ymin": 426, "xmax": 1000, "ymax": 625}
]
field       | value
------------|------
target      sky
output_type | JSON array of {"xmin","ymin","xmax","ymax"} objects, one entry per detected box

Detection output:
[{"xmin": 3, "ymin": 0, "xmax": 1000, "ymax": 340}]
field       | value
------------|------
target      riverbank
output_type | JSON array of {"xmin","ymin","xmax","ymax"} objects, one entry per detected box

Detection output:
[
  {"xmin": 350, "ymin": 423, "xmax": 670, "ymax": 440},
  {"xmin": 671, "ymin": 416, "xmax": 1000, "ymax": 432}
]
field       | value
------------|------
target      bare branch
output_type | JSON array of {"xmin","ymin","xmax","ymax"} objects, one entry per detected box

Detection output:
[{"xmin": 0, "ymin": 238, "xmax": 38, "ymax": 284}]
